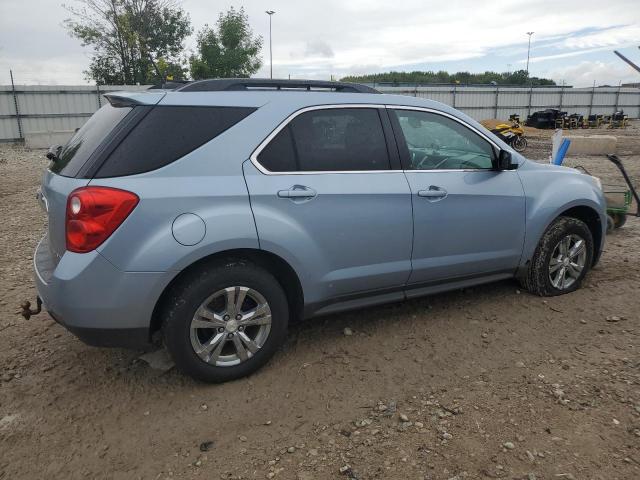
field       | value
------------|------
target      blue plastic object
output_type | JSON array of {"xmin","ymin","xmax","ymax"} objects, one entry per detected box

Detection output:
[{"xmin": 554, "ymin": 138, "xmax": 571, "ymax": 165}]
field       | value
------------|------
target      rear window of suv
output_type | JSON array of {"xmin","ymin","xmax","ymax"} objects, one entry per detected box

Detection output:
[
  {"xmin": 95, "ymin": 106, "xmax": 256, "ymax": 178},
  {"xmin": 51, "ymin": 104, "xmax": 132, "ymax": 177}
]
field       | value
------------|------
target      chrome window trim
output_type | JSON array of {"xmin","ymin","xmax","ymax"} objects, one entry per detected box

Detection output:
[
  {"xmin": 249, "ymin": 103, "xmax": 510, "ymax": 175},
  {"xmin": 387, "ymin": 105, "xmax": 501, "ymax": 151},
  {"xmin": 250, "ymin": 104, "xmax": 393, "ymax": 175},
  {"xmin": 387, "ymin": 105, "xmax": 517, "ymax": 173}
]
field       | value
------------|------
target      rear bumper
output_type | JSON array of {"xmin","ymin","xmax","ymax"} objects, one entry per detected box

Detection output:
[
  {"xmin": 65, "ymin": 323, "xmax": 151, "ymax": 349},
  {"xmin": 34, "ymin": 235, "xmax": 172, "ymax": 349}
]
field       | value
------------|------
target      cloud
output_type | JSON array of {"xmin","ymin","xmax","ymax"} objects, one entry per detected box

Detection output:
[
  {"xmin": 0, "ymin": 54, "xmax": 91, "ymax": 85},
  {"xmin": 543, "ymin": 60, "xmax": 639, "ymax": 86},
  {"xmin": 238, "ymin": 0, "xmax": 640, "ymax": 81},
  {"xmin": 2, "ymin": 0, "xmax": 640, "ymax": 84},
  {"xmin": 561, "ymin": 24, "xmax": 640, "ymax": 49},
  {"xmin": 522, "ymin": 46, "xmax": 614, "ymax": 64},
  {"xmin": 518, "ymin": 24, "xmax": 640, "ymax": 65},
  {"xmin": 303, "ymin": 40, "xmax": 334, "ymax": 58}
]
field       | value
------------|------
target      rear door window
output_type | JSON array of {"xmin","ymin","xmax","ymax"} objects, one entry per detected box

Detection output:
[
  {"xmin": 257, "ymin": 108, "xmax": 391, "ymax": 172},
  {"xmin": 95, "ymin": 106, "xmax": 256, "ymax": 178},
  {"xmin": 51, "ymin": 104, "xmax": 132, "ymax": 177}
]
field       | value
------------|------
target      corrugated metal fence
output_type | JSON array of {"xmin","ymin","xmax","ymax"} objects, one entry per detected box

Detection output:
[
  {"xmin": 0, "ymin": 84, "xmax": 150, "ymax": 142},
  {"xmin": 376, "ymin": 85, "xmax": 640, "ymax": 121},
  {"xmin": 1, "ymin": 83, "xmax": 639, "ymax": 142}
]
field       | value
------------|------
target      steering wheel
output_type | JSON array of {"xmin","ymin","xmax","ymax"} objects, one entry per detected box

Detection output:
[
  {"xmin": 415, "ymin": 154, "xmax": 435, "ymax": 170},
  {"xmin": 413, "ymin": 154, "xmax": 425, "ymax": 169},
  {"xmin": 408, "ymin": 138, "xmax": 442, "ymax": 150},
  {"xmin": 432, "ymin": 157, "xmax": 450, "ymax": 169},
  {"xmin": 415, "ymin": 154, "xmax": 452, "ymax": 170},
  {"xmin": 459, "ymin": 159, "xmax": 485, "ymax": 169}
]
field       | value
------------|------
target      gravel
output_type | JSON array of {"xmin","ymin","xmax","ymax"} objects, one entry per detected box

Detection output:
[{"xmin": 1, "ymin": 128, "xmax": 639, "ymax": 479}]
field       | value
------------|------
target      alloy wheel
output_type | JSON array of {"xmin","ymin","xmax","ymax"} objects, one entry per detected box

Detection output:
[
  {"xmin": 189, "ymin": 286, "xmax": 272, "ymax": 367},
  {"xmin": 548, "ymin": 234, "xmax": 587, "ymax": 290}
]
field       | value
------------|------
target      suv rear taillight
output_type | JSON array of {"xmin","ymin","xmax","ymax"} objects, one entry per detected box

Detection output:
[{"xmin": 66, "ymin": 187, "xmax": 139, "ymax": 253}]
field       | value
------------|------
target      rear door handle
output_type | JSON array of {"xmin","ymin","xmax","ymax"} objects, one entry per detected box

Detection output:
[
  {"xmin": 277, "ymin": 185, "xmax": 317, "ymax": 199},
  {"xmin": 418, "ymin": 186, "xmax": 447, "ymax": 200}
]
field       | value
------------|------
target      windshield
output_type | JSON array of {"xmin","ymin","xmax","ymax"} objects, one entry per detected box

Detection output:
[{"xmin": 50, "ymin": 104, "xmax": 132, "ymax": 177}]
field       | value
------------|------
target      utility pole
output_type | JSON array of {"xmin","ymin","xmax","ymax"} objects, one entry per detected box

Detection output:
[
  {"xmin": 613, "ymin": 50, "xmax": 640, "ymax": 73},
  {"xmin": 265, "ymin": 10, "xmax": 275, "ymax": 79},
  {"xmin": 526, "ymin": 32, "xmax": 534, "ymax": 77}
]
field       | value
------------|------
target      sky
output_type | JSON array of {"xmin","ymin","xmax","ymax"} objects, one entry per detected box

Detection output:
[{"xmin": 0, "ymin": 0, "xmax": 639, "ymax": 87}]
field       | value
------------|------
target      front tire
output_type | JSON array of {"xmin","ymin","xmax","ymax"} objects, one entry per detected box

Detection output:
[
  {"xmin": 162, "ymin": 259, "xmax": 289, "ymax": 383},
  {"xmin": 512, "ymin": 136, "xmax": 527, "ymax": 152},
  {"xmin": 521, "ymin": 217, "xmax": 594, "ymax": 296}
]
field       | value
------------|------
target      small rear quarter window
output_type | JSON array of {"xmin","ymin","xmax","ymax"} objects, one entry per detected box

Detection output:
[
  {"xmin": 256, "ymin": 125, "xmax": 298, "ymax": 172},
  {"xmin": 95, "ymin": 106, "xmax": 256, "ymax": 178}
]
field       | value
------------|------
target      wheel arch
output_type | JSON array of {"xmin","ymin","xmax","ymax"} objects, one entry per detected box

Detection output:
[
  {"xmin": 149, "ymin": 248, "xmax": 305, "ymax": 341},
  {"xmin": 558, "ymin": 205, "xmax": 603, "ymax": 266}
]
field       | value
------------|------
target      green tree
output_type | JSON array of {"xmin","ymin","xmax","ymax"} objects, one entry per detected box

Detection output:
[
  {"xmin": 189, "ymin": 7, "xmax": 263, "ymax": 79},
  {"xmin": 341, "ymin": 69, "xmax": 556, "ymax": 86},
  {"xmin": 156, "ymin": 58, "xmax": 188, "ymax": 81},
  {"xmin": 64, "ymin": 0, "xmax": 192, "ymax": 85}
]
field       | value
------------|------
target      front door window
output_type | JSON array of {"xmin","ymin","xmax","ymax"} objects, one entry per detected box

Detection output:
[{"xmin": 392, "ymin": 110, "xmax": 495, "ymax": 171}]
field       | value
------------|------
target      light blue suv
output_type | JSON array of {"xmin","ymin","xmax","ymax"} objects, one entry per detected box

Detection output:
[{"xmin": 32, "ymin": 79, "xmax": 606, "ymax": 382}]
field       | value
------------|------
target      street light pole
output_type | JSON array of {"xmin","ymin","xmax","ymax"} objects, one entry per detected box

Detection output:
[
  {"xmin": 525, "ymin": 31, "xmax": 534, "ymax": 77},
  {"xmin": 266, "ymin": 10, "xmax": 275, "ymax": 79}
]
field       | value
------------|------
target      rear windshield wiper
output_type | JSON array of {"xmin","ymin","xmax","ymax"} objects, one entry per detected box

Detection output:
[{"xmin": 46, "ymin": 145, "xmax": 62, "ymax": 162}]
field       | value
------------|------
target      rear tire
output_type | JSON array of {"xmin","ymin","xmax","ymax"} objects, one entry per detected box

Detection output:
[
  {"xmin": 162, "ymin": 259, "xmax": 289, "ymax": 383},
  {"xmin": 521, "ymin": 217, "xmax": 593, "ymax": 296}
]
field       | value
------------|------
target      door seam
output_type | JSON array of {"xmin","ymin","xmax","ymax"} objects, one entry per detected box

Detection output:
[
  {"xmin": 241, "ymin": 159, "xmax": 262, "ymax": 249},
  {"xmin": 401, "ymin": 169, "xmax": 415, "ymax": 292}
]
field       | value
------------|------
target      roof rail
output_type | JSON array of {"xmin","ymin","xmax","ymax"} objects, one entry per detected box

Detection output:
[
  {"xmin": 148, "ymin": 80, "xmax": 191, "ymax": 90},
  {"xmin": 176, "ymin": 78, "xmax": 380, "ymax": 94}
]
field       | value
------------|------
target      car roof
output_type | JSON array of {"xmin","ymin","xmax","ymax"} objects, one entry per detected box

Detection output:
[
  {"xmin": 175, "ymin": 78, "xmax": 379, "ymax": 94},
  {"xmin": 106, "ymin": 88, "xmax": 452, "ymax": 111},
  {"xmin": 158, "ymin": 90, "xmax": 457, "ymax": 112}
]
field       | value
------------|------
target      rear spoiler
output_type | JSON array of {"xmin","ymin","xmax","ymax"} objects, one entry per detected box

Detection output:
[{"xmin": 103, "ymin": 91, "xmax": 166, "ymax": 108}]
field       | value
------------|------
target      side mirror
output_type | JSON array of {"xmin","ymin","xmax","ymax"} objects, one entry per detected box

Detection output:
[{"xmin": 496, "ymin": 150, "xmax": 515, "ymax": 170}]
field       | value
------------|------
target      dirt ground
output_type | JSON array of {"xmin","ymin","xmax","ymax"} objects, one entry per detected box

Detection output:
[{"xmin": 1, "ymin": 124, "xmax": 639, "ymax": 480}]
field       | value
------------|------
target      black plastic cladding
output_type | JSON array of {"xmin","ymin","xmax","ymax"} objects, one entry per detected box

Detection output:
[{"xmin": 176, "ymin": 78, "xmax": 380, "ymax": 94}]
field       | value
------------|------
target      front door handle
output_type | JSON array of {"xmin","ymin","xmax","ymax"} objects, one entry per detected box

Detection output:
[
  {"xmin": 418, "ymin": 186, "xmax": 447, "ymax": 200},
  {"xmin": 277, "ymin": 185, "xmax": 317, "ymax": 199}
]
